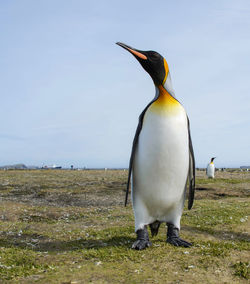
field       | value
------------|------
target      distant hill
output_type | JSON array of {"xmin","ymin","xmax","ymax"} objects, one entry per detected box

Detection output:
[
  {"xmin": 240, "ymin": 166, "xmax": 250, "ymax": 169},
  {"xmin": 27, "ymin": 165, "xmax": 40, "ymax": 169},
  {"xmin": 0, "ymin": 163, "xmax": 27, "ymax": 170}
]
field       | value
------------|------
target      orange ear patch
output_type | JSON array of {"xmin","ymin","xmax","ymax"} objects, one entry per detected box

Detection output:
[
  {"xmin": 127, "ymin": 48, "xmax": 147, "ymax": 60},
  {"xmin": 163, "ymin": 58, "xmax": 169, "ymax": 84}
]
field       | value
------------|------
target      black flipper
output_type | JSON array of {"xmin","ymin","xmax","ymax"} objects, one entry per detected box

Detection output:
[
  {"xmin": 149, "ymin": 221, "xmax": 161, "ymax": 237},
  {"xmin": 125, "ymin": 96, "xmax": 159, "ymax": 206},
  {"xmin": 187, "ymin": 116, "xmax": 195, "ymax": 210}
]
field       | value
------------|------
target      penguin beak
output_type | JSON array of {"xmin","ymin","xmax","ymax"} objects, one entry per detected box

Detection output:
[
  {"xmin": 116, "ymin": 42, "xmax": 147, "ymax": 60},
  {"xmin": 116, "ymin": 42, "xmax": 166, "ymax": 86}
]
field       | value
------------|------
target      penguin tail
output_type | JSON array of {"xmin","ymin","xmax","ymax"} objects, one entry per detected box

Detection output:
[{"xmin": 149, "ymin": 221, "xmax": 161, "ymax": 237}]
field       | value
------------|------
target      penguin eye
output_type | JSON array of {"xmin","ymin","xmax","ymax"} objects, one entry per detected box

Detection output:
[{"xmin": 148, "ymin": 52, "xmax": 161, "ymax": 62}]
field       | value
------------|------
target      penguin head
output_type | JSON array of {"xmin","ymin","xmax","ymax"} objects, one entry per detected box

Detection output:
[
  {"xmin": 116, "ymin": 42, "xmax": 168, "ymax": 87},
  {"xmin": 211, "ymin": 157, "xmax": 216, "ymax": 162}
]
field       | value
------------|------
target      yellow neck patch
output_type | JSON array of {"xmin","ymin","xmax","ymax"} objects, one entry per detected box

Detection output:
[{"xmin": 149, "ymin": 85, "xmax": 181, "ymax": 115}]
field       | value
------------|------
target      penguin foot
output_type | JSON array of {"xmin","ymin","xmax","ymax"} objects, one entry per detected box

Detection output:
[
  {"xmin": 167, "ymin": 237, "xmax": 192, "ymax": 247},
  {"xmin": 166, "ymin": 223, "xmax": 192, "ymax": 248},
  {"xmin": 132, "ymin": 227, "xmax": 152, "ymax": 250},
  {"xmin": 132, "ymin": 239, "xmax": 152, "ymax": 250}
]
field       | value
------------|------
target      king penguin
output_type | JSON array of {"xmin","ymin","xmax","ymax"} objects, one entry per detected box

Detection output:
[
  {"xmin": 206, "ymin": 157, "xmax": 216, "ymax": 179},
  {"xmin": 116, "ymin": 42, "xmax": 195, "ymax": 250}
]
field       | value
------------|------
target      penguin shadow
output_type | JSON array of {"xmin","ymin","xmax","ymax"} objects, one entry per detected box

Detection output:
[
  {"xmin": 195, "ymin": 187, "xmax": 212, "ymax": 191},
  {"xmin": 0, "ymin": 233, "xmax": 135, "ymax": 252}
]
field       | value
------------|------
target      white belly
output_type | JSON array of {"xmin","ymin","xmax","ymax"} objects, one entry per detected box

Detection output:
[
  {"xmin": 132, "ymin": 107, "xmax": 189, "ymax": 229},
  {"xmin": 207, "ymin": 164, "xmax": 215, "ymax": 178}
]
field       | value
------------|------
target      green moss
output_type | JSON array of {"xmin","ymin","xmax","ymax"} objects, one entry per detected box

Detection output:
[
  {"xmin": 0, "ymin": 248, "xmax": 52, "ymax": 280},
  {"xmin": 233, "ymin": 261, "xmax": 250, "ymax": 279},
  {"xmin": 183, "ymin": 200, "xmax": 249, "ymax": 227}
]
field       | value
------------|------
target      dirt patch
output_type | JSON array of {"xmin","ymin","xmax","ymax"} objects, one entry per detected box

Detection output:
[{"xmin": 195, "ymin": 186, "xmax": 249, "ymax": 200}]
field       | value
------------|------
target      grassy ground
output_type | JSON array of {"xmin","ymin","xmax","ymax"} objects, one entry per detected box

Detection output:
[{"xmin": 0, "ymin": 169, "xmax": 249, "ymax": 283}]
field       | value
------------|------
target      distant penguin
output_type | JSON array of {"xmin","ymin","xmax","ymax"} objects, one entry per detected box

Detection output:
[
  {"xmin": 206, "ymin": 157, "xmax": 216, "ymax": 178},
  {"xmin": 116, "ymin": 42, "xmax": 195, "ymax": 250}
]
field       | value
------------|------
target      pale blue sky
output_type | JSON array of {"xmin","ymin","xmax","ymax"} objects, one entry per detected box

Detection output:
[{"xmin": 0, "ymin": 0, "xmax": 249, "ymax": 168}]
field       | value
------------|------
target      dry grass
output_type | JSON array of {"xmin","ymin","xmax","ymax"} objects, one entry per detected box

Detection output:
[{"xmin": 0, "ymin": 169, "xmax": 249, "ymax": 283}]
